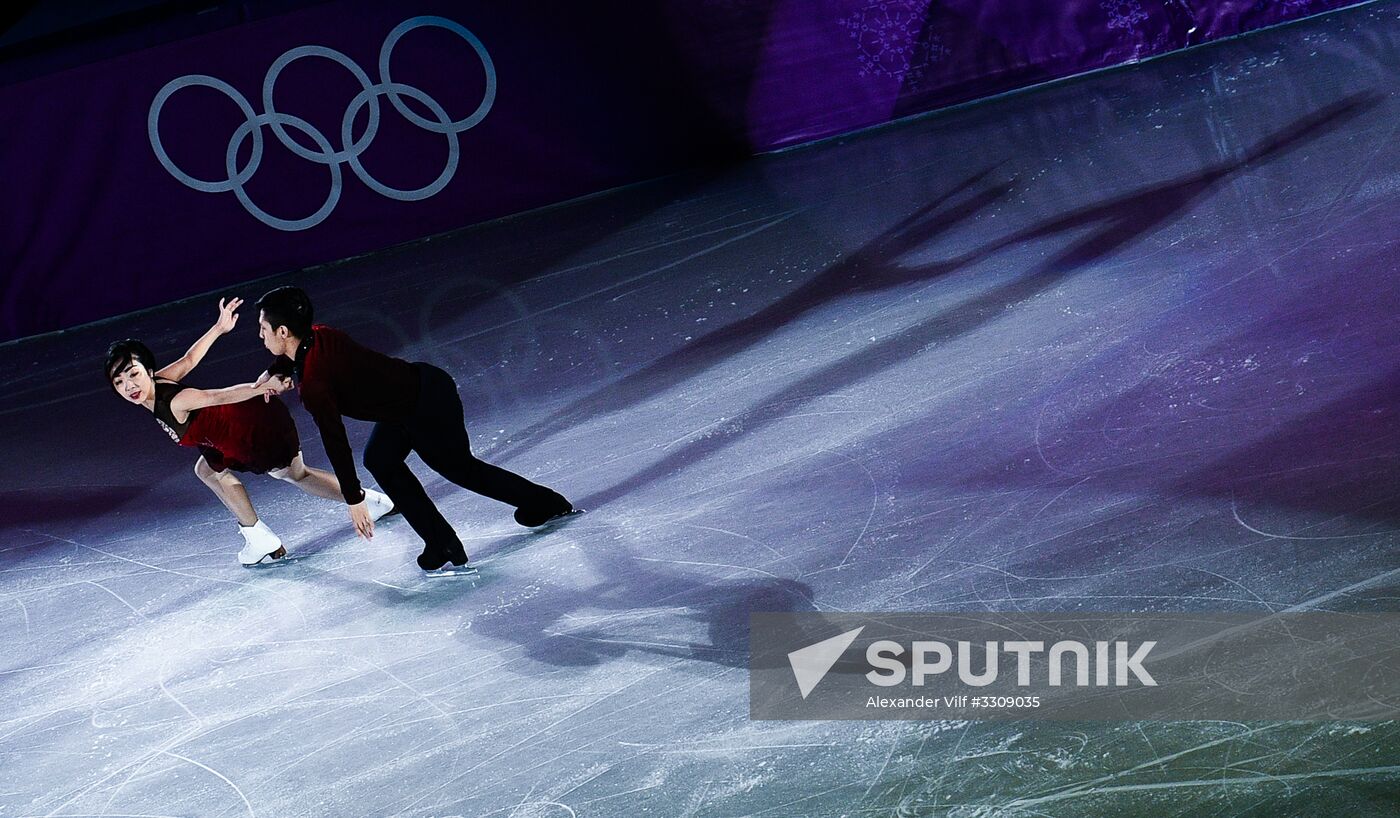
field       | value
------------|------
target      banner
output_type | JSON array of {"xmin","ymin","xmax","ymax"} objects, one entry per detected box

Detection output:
[{"xmin": 0, "ymin": 0, "xmax": 1364, "ymax": 341}]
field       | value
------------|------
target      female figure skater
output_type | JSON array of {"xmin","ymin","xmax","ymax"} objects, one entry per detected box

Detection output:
[{"xmin": 105, "ymin": 298, "xmax": 395, "ymax": 565}]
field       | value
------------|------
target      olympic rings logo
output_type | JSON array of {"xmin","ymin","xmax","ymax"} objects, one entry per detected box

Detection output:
[{"xmin": 147, "ymin": 16, "xmax": 496, "ymax": 231}]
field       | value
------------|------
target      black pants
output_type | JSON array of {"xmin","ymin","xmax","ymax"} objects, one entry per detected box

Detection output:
[{"xmin": 363, "ymin": 363, "xmax": 569, "ymax": 559}]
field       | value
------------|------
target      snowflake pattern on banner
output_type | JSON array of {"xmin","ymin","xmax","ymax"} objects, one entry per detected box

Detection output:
[
  {"xmin": 1102, "ymin": 0, "xmax": 1150, "ymax": 31},
  {"xmin": 837, "ymin": 0, "xmax": 950, "ymax": 86}
]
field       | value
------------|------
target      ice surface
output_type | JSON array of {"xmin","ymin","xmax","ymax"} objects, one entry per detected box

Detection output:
[{"xmin": 2, "ymin": 4, "xmax": 1399, "ymax": 816}]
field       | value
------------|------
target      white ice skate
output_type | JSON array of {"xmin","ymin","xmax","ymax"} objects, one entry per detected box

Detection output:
[
  {"xmin": 237, "ymin": 520, "xmax": 286, "ymax": 566},
  {"xmin": 366, "ymin": 490, "xmax": 398, "ymax": 522}
]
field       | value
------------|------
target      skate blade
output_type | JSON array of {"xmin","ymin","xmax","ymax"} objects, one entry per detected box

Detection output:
[
  {"xmin": 240, "ymin": 546, "xmax": 289, "ymax": 565},
  {"xmin": 243, "ymin": 546, "xmax": 292, "ymax": 568},
  {"xmin": 424, "ymin": 565, "xmax": 479, "ymax": 578},
  {"xmin": 533, "ymin": 508, "xmax": 587, "ymax": 531}
]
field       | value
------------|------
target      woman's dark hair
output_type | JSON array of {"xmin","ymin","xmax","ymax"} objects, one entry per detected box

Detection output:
[
  {"xmin": 256, "ymin": 285, "xmax": 314, "ymax": 338},
  {"xmin": 105, "ymin": 339, "xmax": 156, "ymax": 381}
]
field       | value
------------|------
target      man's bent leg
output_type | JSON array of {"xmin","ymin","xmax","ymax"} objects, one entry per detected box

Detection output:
[
  {"xmin": 409, "ymin": 365, "xmax": 569, "ymax": 525},
  {"xmin": 365, "ymin": 421, "xmax": 466, "ymax": 565}
]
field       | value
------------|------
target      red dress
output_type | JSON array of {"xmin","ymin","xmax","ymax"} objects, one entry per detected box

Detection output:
[{"xmin": 153, "ymin": 380, "xmax": 300, "ymax": 473}]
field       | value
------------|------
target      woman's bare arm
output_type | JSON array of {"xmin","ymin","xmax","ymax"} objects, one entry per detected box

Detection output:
[
  {"xmin": 154, "ymin": 297, "xmax": 242, "ymax": 381},
  {"xmin": 169, "ymin": 378, "xmax": 284, "ymax": 415}
]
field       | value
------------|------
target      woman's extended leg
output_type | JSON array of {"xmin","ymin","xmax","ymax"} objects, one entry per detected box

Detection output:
[
  {"xmin": 196, "ymin": 454, "xmax": 284, "ymax": 564},
  {"xmin": 267, "ymin": 452, "xmax": 342, "ymax": 501},
  {"xmin": 194, "ymin": 455, "xmax": 258, "ymax": 526},
  {"xmin": 269, "ymin": 452, "xmax": 397, "ymax": 518}
]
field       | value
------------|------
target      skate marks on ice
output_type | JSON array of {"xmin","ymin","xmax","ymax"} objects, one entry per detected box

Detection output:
[
  {"xmin": 364, "ymin": 511, "xmax": 588, "ymax": 594},
  {"xmin": 4, "ymin": 9, "xmax": 1400, "ymax": 815},
  {"xmin": 559, "ymin": 96, "xmax": 1380, "ymax": 516},
  {"xmin": 456, "ymin": 515, "xmax": 818, "ymax": 673},
  {"xmin": 489, "ymin": 166, "xmax": 1013, "ymax": 464},
  {"xmin": 0, "ymin": 485, "xmax": 148, "ymax": 533},
  {"xmin": 371, "ymin": 562, "xmax": 483, "ymax": 594},
  {"xmin": 494, "ymin": 94, "xmax": 1377, "ymax": 487}
]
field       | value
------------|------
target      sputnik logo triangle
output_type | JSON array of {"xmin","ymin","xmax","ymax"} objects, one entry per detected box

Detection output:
[{"xmin": 788, "ymin": 627, "xmax": 864, "ymax": 699}]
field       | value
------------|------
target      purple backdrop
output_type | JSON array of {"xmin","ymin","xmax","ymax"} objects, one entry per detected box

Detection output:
[{"xmin": 0, "ymin": 0, "xmax": 1361, "ymax": 341}]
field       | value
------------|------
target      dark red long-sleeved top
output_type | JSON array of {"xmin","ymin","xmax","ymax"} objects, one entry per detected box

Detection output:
[{"xmin": 269, "ymin": 325, "xmax": 420, "ymax": 504}]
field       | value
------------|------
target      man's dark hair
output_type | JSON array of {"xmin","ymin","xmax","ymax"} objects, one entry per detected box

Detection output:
[
  {"xmin": 104, "ymin": 339, "xmax": 156, "ymax": 381},
  {"xmin": 256, "ymin": 286, "xmax": 314, "ymax": 338}
]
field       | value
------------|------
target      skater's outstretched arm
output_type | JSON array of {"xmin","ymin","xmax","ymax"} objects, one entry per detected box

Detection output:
[
  {"xmin": 268, "ymin": 375, "xmax": 374, "ymax": 538},
  {"xmin": 155, "ymin": 298, "xmax": 242, "ymax": 382},
  {"xmin": 168, "ymin": 379, "xmax": 284, "ymax": 416},
  {"xmin": 292, "ymin": 380, "xmax": 366, "ymax": 507}
]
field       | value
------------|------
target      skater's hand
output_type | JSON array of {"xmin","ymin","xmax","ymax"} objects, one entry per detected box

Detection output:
[
  {"xmin": 264, "ymin": 375, "xmax": 293, "ymax": 396},
  {"xmin": 215, "ymin": 297, "xmax": 242, "ymax": 334},
  {"xmin": 349, "ymin": 501, "xmax": 374, "ymax": 540},
  {"xmin": 254, "ymin": 374, "xmax": 291, "ymax": 402}
]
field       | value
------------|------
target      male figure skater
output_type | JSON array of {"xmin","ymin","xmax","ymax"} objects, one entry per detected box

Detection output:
[
  {"xmin": 106, "ymin": 298, "xmax": 396, "ymax": 565},
  {"xmin": 255, "ymin": 286, "xmax": 574, "ymax": 571}
]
